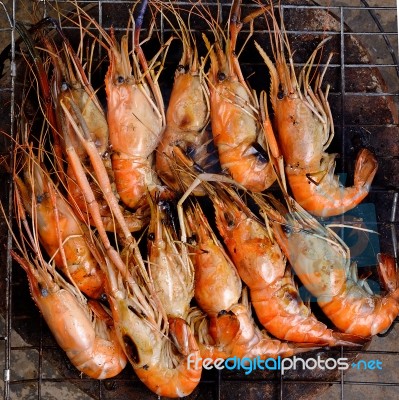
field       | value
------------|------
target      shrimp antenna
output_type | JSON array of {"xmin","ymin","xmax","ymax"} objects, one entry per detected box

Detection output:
[{"xmin": 135, "ymin": 0, "xmax": 148, "ymax": 34}]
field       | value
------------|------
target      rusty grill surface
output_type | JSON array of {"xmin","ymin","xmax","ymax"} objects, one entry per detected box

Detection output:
[{"xmin": 0, "ymin": 1, "xmax": 398, "ymax": 399}]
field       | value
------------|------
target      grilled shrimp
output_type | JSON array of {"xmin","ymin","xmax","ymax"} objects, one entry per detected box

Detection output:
[
  {"xmin": 147, "ymin": 193, "xmax": 194, "ymax": 319},
  {"xmin": 269, "ymin": 198, "xmax": 399, "ymax": 337},
  {"xmin": 103, "ymin": 0, "xmax": 170, "ymax": 209},
  {"xmin": 255, "ymin": 4, "xmax": 377, "ymax": 216},
  {"xmin": 183, "ymin": 200, "xmax": 242, "ymax": 316},
  {"xmin": 177, "ymin": 181, "xmax": 324, "ymax": 357},
  {"xmin": 43, "ymin": 20, "xmax": 149, "ymax": 233},
  {"xmin": 14, "ymin": 148, "xmax": 105, "ymax": 299},
  {"xmin": 11, "ymin": 253, "xmax": 127, "ymax": 379},
  {"xmin": 154, "ymin": 1, "xmax": 211, "ymax": 194},
  {"xmin": 18, "ymin": 18, "xmax": 148, "ymax": 233},
  {"xmin": 182, "ymin": 198, "xmax": 314, "ymax": 360},
  {"xmin": 66, "ymin": 1, "xmax": 169, "ymax": 210},
  {"xmin": 103, "ymin": 250, "xmax": 202, "ymax": 398},
  {"xmin": 9, "ymin": 192, "xmax": 126, "ymax": 379},
  {"xmin": 212, "ymin": 186, "xmax": 363, "ymax": 345},
  {"xmin": 203, "ymin": 0, "xmax": 276, "ymax": 191}
]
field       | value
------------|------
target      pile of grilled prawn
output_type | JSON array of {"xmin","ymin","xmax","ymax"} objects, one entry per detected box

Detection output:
[{"xmin": 4, "ymin": 0, "xmax": 397, "ymax": 398}]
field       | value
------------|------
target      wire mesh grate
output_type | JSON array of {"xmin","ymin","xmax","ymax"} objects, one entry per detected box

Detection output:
[{"xmin": 0, "ymin": 1, "xmax": 398, "ymax": 399}]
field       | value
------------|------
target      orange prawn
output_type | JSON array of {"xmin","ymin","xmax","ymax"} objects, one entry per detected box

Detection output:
[
  {"xmin": 154, "ymin": 1, "xmax": 211, "ymax": 194},
  {"xmin": 203, "ymin": 0, "xmax": 277, "ymax": 191},
  {"xmin": 9, "ymin": 185, "xmax": 126, "ymax": 378},
  {"xmin": 147, "ymin": 192, "xmax": 194, "ymax": 319},
  {"xmin": 255, "ymin": 4, "xmax": 377, "ymax": 217},
  {"xmin": 177, "ymin": 181, "xmax": 323, "ymax": 359},
  {"xmin": 62, "ymin": 0, "xmax": 170, "ymax": 210},
  {"xmin": 103, "ymin": 0, "xmax": 171, "ymax": 209},
  {"xmin": 181, "ymin": 197, "xmax": 306, "ymax": 361},
  {"xmin": 45, "ymin": 19, "xmax": 149, "ymax": 233},
  {"xmin": 11, "ymin": 253, "xmax": 127, "ymax": 379},
  {"xmin": 183, "ymin": 200, "xmax": 242, "ymax": 316},
  {"xmin": 268, "ymin": 196, "xmax": 399, "ymax": 337},
  {"xmin": 103, "ymin": 248, "xmax": 202, "ymax": 398},
  {"xmin": 14, "ymin": 145, "xmax": 105, "ymax": 299}
]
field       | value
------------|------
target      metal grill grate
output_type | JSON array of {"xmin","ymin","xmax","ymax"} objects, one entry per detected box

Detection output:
[{"xmin": 0, "ymin": 1, "xmax": 398, "ymax": 399}]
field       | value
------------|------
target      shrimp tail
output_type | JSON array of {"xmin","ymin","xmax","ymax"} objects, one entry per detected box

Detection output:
[
  {"xmin": 209, "ymin": 305, "xmax": 321, "ymax": 359},
  {"xmin": 169, "ymin": 317, "xmax": 200, "ymax": 357},
  {"xmin": 377, "ymin": 253, "xmax": 399, "ymax": 295},
  {"xmin": 209, "ymin": 310, "xmax": 241, "ymax": 347},
  {"xmin": 286, "ymin": 149, "xmax": 378, "ymax": 217},
  {"xmin": 353, "ymin": 148, "xmax": 378, "ymax": 189},
  {"xmin": 134, "ymin": 319, "xmax": 202, "ymax": 398},
  {"xmin": 330, "ymin": 332, "xmax": 369, "ymax": 346}
]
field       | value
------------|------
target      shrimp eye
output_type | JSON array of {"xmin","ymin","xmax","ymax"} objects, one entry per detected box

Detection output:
[
  {"xmin": 99, "ymin": 293, "xmax": 108, "ymax": 302},
  {"xmin": 117, "ymin": 76, "xmax": 125, "ymax": 84},
  {"xmin": 277, "ymin": 84, "xmax": 284, "ymax": 100},
  {"xmin": 38, "ymin": 283, "xmax": 48, "ymax": 297},
  {"xmin": 148, "ymin": 232, "xmax": 155, "ymax": 241},
  {"xmin": 217, "ymin": 71, "xmax": 226, "ymax": 81},
  {"xmin": 177, "ymin": 64, "xmax": 186, "ymax": 73},
  {"xmin": 158, "ymin": 200, "xmax": 172, "ymax": 218},
  {"xmin": 251, "ymin": 142, "xmax": 268, "ymax": 164},
  {"xmin": 61, "ymin": 82, "xmax": 69, "ymax": 91},
  {"xmin": 187, "ymin": 234, "xmax": 197, "ymax": 245},
  {"xmin": 224, "ymin": 212, "xmax": 235, "ymax": 228},
  {"xmin": 37, "ymin": 193, "xmax": 45, "ymax": 204},
  {"xmin": 282, "ymin": 224, "xmax": 292, "ymax": 236},
  {"xmin": 218, "ymin": 309, "xmax": 234, "ymax": 317},
  {"xmin": 158, "ymin": 200, "xmax": 168, "ymax": 209}
]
